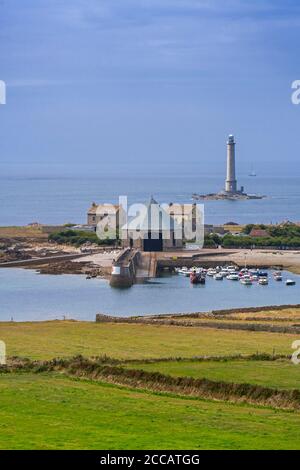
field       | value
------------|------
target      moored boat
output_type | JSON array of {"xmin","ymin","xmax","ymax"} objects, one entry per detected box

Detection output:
[
  {"xmin": 240, "ymin": 276, "xmax": 253, "ymax": 285},
  {"xmin": 207, "ymin": 269, "xmax": 217, "ymax": 276},
  {"xmin": 227, "ymin": 274, "xmax": 239, "ymax": 281},
  {"xmin": 177, "ymin": 267, "xmax": 190, "ymax": 276},
  {"xmin": 258, "ymin": 271, "xmax": 268, "ymax": 277},
  {"xmin": 227, "ymin": 265, "xmax": 238, "ymax": 271},
  {"xmin": 190, "ymin": 271, "xmax": 206, "ymax": 284}
]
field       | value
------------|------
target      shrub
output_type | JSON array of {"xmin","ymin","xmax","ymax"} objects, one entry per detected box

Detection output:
[{"xmin": 49, "ymin": 230, "xmax": 116, "ymax": 247}]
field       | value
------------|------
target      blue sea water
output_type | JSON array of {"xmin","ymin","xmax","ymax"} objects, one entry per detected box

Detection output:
[
  {"xmin": 0, "ymin": 173, "xmax": 299, "ymax": 226},
  {"xmin": 0, "ymin": 169, "xmax": 299, "ymax": 321},
  {"xmin": 0, "ymin": 268, "xmax": 299, "ymax": 321}
]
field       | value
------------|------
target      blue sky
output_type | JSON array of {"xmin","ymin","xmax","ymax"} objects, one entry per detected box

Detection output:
[{"xmin": 1, "ymin": 0, "xmax": 300, "ymax": 176}]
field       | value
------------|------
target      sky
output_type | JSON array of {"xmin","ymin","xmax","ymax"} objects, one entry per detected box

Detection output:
[{"xmin": 1, "ymin": 0, "xmax": 300, "ymax": 177}]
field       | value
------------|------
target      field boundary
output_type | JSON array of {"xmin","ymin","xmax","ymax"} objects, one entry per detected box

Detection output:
[
  {"xmin": 2, "ymin": 356, "xmax": 300, "ymax": 411},
  {"xmin": 96, "ymin": 304, "xmax": 300, "ymax": 321},
  {"xmin": 96, "ymin": 305, "xmax": 300, "ymax": 334},
  {"xmin": 5, "ymin": 352, "xmax": 291, "ymax": 365}
]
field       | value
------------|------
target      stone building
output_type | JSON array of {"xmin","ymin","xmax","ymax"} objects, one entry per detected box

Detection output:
[
  {"xmin": 121, "ymin": 197, "xmax": 183, "ymax": 252},
  {"xmin": 87, "ymin": 202, "xmax": 121, "ymax": 227},
  {"xmin": 87, "ymin": 199, "xmax": 201, "ymax": 251}
]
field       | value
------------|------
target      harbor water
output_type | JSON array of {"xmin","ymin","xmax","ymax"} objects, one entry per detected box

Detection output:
[{"xmin": 0, "ymin": 268, "xmax": 299, "ymax": 322}]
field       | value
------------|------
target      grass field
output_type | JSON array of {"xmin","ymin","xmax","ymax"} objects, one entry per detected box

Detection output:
[
  {"xmin": 226, "ymin": 308, "xmax": 300, "ymax": 320},
  {"xmin": 1, "ymin": 318, "xmax": 300, "ymax": 449},
  {"xmin": 124, "ymin": 359, "xmax": 300, "ymax": 390},
  {"xmin": 0, "ymin": 226, "xmax": 47, "ymax": 239},
  {"xmin": 0, "ymin": 321, "xmax": 296, "ymax": 360},
  {"xmin": 157, "ymin": 307, "xmax": 300, "ymax": 326},
  {"xmin": 1, "ymin": 372, "xmax": 300, "ymax": 450}
]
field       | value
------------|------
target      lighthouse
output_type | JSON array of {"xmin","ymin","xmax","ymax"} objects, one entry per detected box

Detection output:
[
  {"xmin": 225, "ymin": 134, "xmax": 238, "ymax": 193},
  {"xmin": 191, "ymin": 134, "xmax": 263, "ymax": 200}
]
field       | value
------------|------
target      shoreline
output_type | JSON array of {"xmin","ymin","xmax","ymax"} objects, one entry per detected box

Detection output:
[
  {"xmin": 96, "ymin": 303, "xmax": 300, "ymax": 321},
  {"xmin": 1, "ymin": 247, "xmax": 300, "ymax": 275},
  {"xmin": 0, "ymin": 303, "xmax": 299, "ymax": 324}
]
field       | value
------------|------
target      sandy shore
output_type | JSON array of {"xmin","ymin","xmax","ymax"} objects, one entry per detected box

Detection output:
[
  {"xmin": 157, "ymin": 248, "xmax": 300, "ymax": 274},
  {"xmin": 199, "ymin": 249, "xmax": 300, "ymax": 274}
]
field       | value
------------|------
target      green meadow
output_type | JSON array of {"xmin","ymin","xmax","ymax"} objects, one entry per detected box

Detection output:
[
  {"xmin": 0, "ymin": 320, "xmax": 295, "ymax": 360},
  {"xmin": 124, "ymin": 359, "xmax": 300, "ymax": 390},
  {"xmin": 0, "ymin": 372, "xmax": 300, "ymax": 450},
  {"xmin": 1, "ymin": 319, "xmax": 300, "ymax": 449}
]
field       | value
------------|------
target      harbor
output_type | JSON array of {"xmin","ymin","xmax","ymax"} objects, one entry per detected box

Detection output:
[
  {"xmin": 0, "ymin": 266, "xmax": 298, "ymax": 322},
  {"xmin": 175, "ymin": 265, "xmax": 296, "ymax": 286}
]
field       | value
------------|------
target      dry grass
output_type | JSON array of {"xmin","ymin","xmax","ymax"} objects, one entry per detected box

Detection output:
[
  {"xmin": 0, "ymin": 226, "xmax": 47, "ymax": 239},
  {"xmin": 227, "ymin": 308, "xmax": 300, "ymax": 320}
]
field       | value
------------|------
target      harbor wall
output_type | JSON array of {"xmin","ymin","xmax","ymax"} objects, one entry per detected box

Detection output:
[{"xmin": 109, "ymin": 249, "xmax": 141, "ymax": 287}]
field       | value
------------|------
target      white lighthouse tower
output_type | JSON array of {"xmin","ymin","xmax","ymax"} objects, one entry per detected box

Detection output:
[{"xmin": 225, "ymin": 134, "xmax": 238, "ymax": 193}]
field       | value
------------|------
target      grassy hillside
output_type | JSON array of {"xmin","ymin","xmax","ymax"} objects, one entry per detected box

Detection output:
[
  {"xmin": 0, "ymin": 320, "xmax": 296, "ymax": 360},
  {"xmin": 1, "ymin": 372, "xmax": 300, "ymax": 450},
  {"xmin": 1, "ymin": 318, "xmax": 300, "ymax": 450},
  {"xmin": 123, "ymin": 359, "xmax": 300, "ymax": 390}
]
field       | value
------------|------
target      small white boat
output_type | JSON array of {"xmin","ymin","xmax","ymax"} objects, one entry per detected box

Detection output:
[
  {"xmin": 178, "ymin": 267, "xmax": 205, "ymax": 276},
  {"xmin": 214, "ymin": 273, "xmax": 223, "ymax": 280},
  {"xmin": 177, "ymin": 267, "xmax": 190, "ymax": 276},
  {"xmin": 239, "ymin": 269, "xmax": 249, "ymax": 277},
  {"xmin": 227, "ymin": 274, "xmax": 239, "ymax": 281},
  {"xmin": 207, "ymin": 269, "xmax": 217, "ymax": 276},
  {"xmin": 240, "ymin": 276, "xmax": 253, "ymax": 285},
  {"xmin": 219, "ymin": 271, "xmax": 228, "ymax": 277},
  {"xmin": 227, "ymin": 265, "xmax": 238, "ymax": 271},
  {"xmin": 220, "ymin": 267, "xmax": 229, "ymax": 273},
  {"xmin": 240, "ymin": 268, "xmax": 249, "ymax": 274},
  {"xmin": 258, "ymin": 277, "xmax": 268, "ymax": 285},
  {"xmin": 286, "ymin": 279, "xmax": 296, "ymax": 286},
  {"xmin": 274, "ymin": 274, "xmax": 282, "ymax": 281}
]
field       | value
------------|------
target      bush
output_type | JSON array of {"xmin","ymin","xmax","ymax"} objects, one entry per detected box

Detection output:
[
  {"xmin": 49, "ymin": 230, "xmax": 116, "ymax": 247},
  {"xmin": 221, "ymin": 233, "xmax": 300, "ymax": 248}
]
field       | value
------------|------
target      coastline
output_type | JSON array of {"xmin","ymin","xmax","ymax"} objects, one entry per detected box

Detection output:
[
  {"xmin": 1, "ymin": 244, "xmax": 300, "ymax": 275},
  {"xmin": 0, "ymin": 303, "xmax": 299, "ymax": 324}
]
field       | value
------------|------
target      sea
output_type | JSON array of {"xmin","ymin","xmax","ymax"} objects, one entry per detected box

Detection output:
[
  {"xmin": 0, "ymin": 169, "xmax": 299, "ymax": 321},
  {"xmin": 0, "ymin": 268, "xmax": 299, "ymax": 322},
  {"xmin": 0, "ymin": 172, "xmax": 299, "ymax": 226}
]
